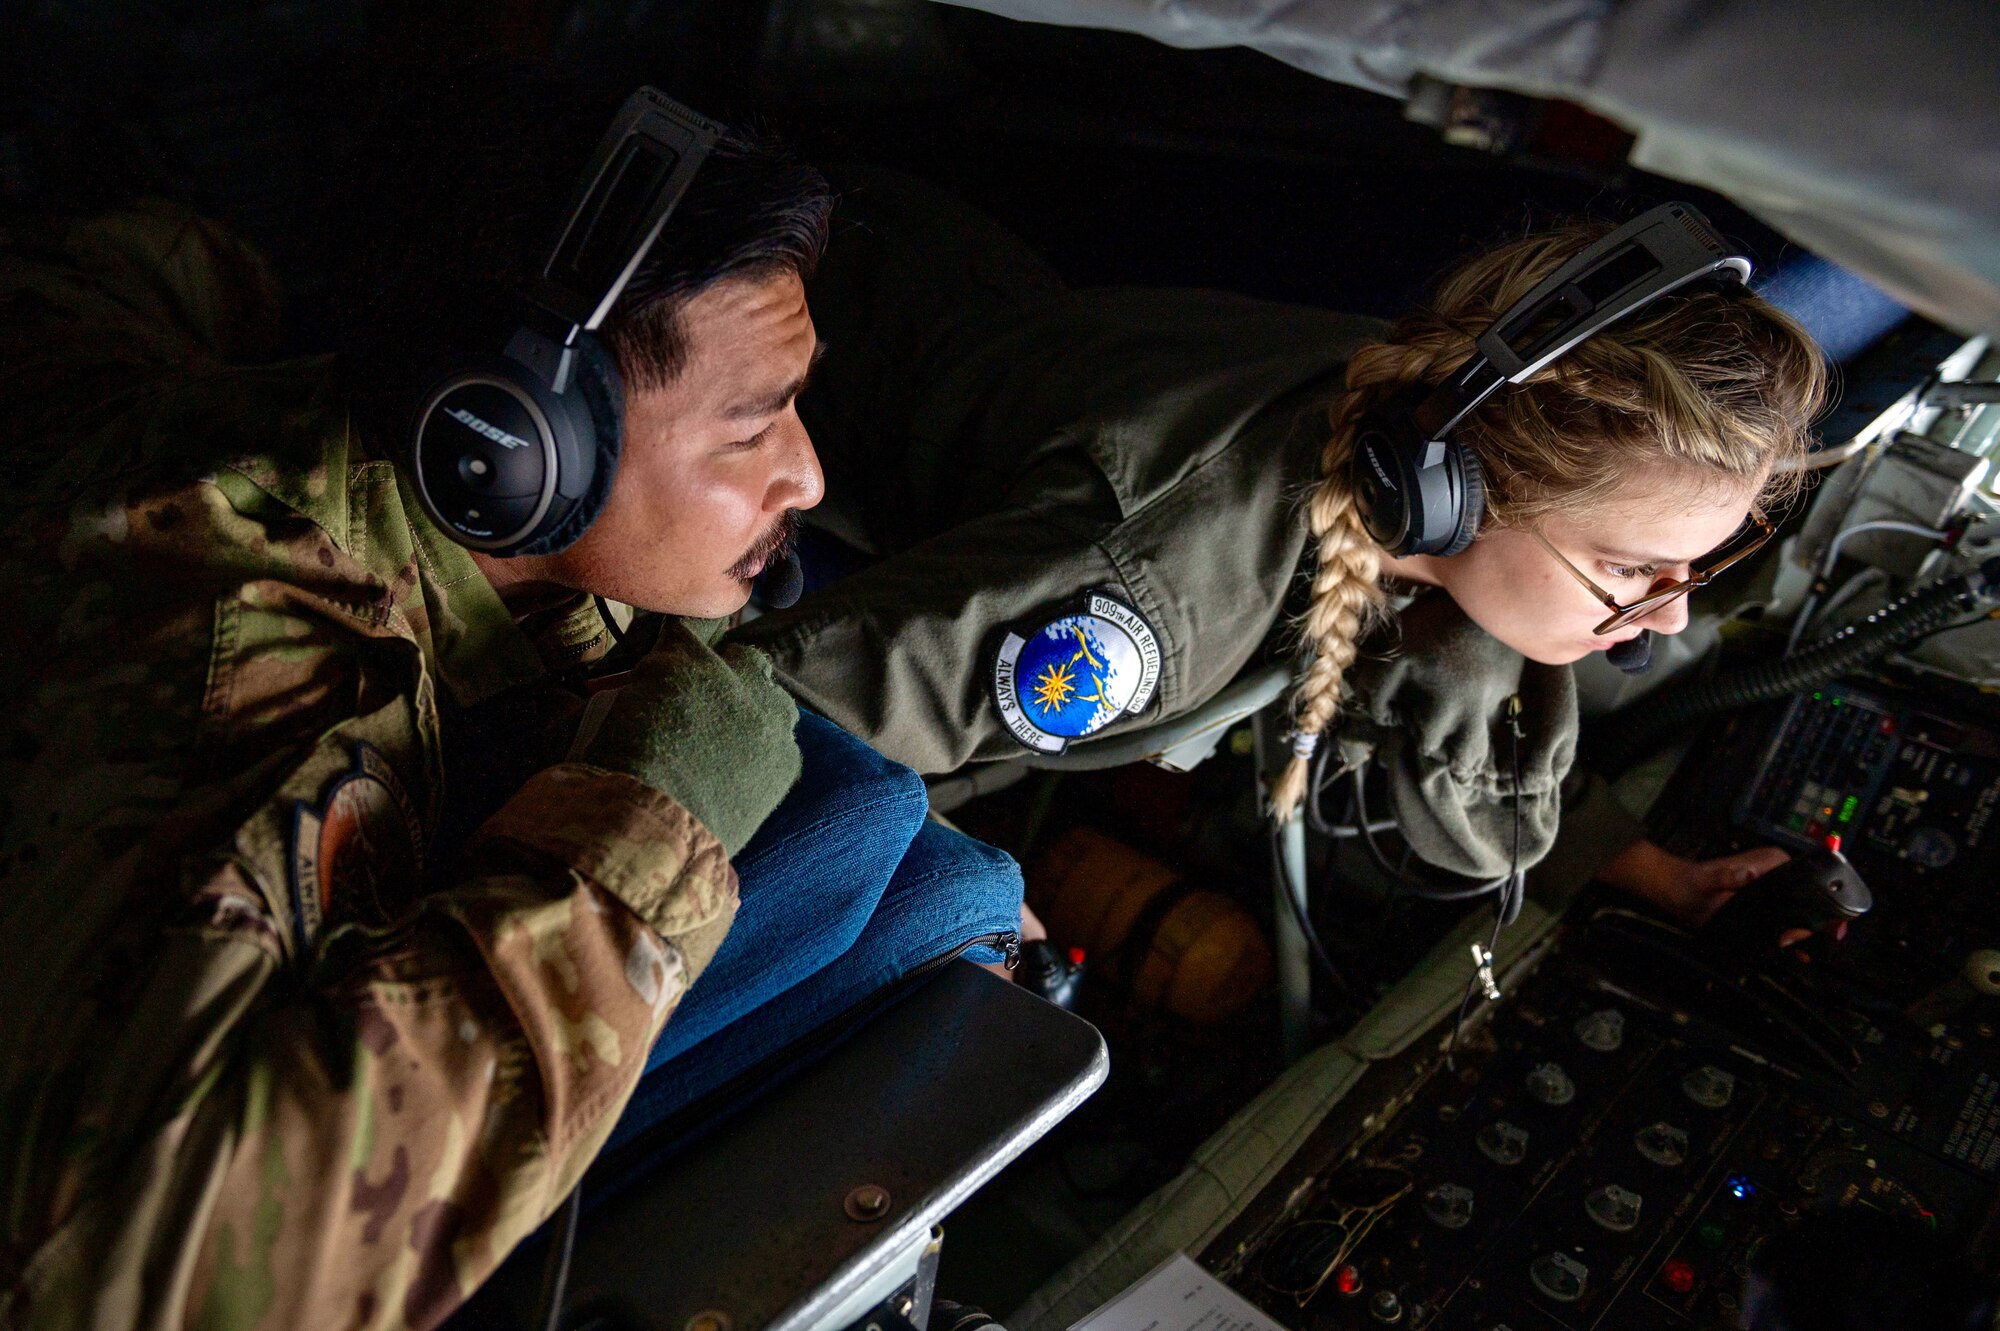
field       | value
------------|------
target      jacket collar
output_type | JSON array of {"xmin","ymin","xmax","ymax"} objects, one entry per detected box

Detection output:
[{"xmin": 224, "ymin": 360, "xmax": 607, "ymax": 706}]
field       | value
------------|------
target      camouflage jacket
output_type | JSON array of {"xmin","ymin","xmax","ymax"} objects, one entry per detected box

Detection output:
[{"xmin": 0, "ymin": 203, "xmax": 737, "ymax": 1329}]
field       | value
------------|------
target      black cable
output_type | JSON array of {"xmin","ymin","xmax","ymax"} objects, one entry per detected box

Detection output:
[
  {"xmin": 1304, "ymin": 737, "xmax": 1344, "ymax": 838},
  {"xmin": 592, "ymin": 595, "xmax": 628, "ymax": 649},
  {"xmin": 1445, "ymin": 698, "xmax": 1525, "ymax": 1070},
  {"xmin": 1288, "ymin": 695, "xmax": 1528, "ymax": 1051},
  {"xmin": 1350, "ymin": 767, "xmax": 1517, "ymax": 902},
  {"xmin": 1267, "ymin": 827, "xmax": 1355, "ymax": 999},
  {"xmin": 1900, "ymin": 605, "xmax": 2000, "ymax": 652},
  {"xmin": 1592, "ymin": 555, "xmax": 2000, "ymax": 776},
  {"xmin": 536, "ymin": 1184, "xmax": 583, "ymax": 1331}
]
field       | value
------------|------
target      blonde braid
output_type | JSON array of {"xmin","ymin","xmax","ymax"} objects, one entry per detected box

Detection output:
[
  {"xmin": 1267, "ymin": 222, "xmax": 1826, "ymax": 822},
  {"xmin": 1268, "ymin": 336, "xmax": 1465, "ymax": 820}
]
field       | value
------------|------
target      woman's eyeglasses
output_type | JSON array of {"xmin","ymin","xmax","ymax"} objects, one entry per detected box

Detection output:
[
  {"xmin": 1532, "ymin": 515, "xmax": 1775, "ymax": 635},
  {"xmin": 1254, "ymin": 1164, "xmax": 1414, "ymax": 1307}
]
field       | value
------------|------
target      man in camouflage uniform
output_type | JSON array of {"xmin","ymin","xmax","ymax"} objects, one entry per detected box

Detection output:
[{"xmin": 0, "ymin": 84, "xmax": 832, "ymax": 1330}]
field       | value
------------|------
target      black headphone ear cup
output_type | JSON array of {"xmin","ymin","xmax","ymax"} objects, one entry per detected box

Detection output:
[
  {"xmin": 1437, "ymin": 443, "xmax": 1486, "ymax": 557},
  {"xmin": 509, "ymin": 334, "xmax": 626, "ymax": 557},
  {"xmin": 571, "ymin": 334, "xmax": 624, "ymax": 461},
  {"xmin": 1350, "ymin": 407, "xmax": 1417, "ymax": 555}
]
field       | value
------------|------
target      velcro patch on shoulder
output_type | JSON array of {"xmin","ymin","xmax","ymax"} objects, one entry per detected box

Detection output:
[
  {"xmin": 990, "ymin": 591, "xmax": 1162, "ymax": 754},
  {"xmin": 290, "ymin": 741, "xmax": 424, "ymax": 945}
]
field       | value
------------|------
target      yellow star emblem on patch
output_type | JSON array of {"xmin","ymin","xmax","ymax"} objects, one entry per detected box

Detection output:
[{"xmin": 1031, "ymin": 659, "xmax": 1079, "ymax": 714}]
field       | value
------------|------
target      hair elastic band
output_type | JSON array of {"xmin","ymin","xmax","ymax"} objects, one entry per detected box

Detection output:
[{"xmin": 1288, "ymin": 730, "xmax": 1321, "ymax": 760}]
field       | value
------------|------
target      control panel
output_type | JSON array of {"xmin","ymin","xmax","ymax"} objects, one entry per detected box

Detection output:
[
  {"xmin": 1199, "ymin": 680, "xmax": 2000, "ymax": 1328},
  {"xmin": 1735, "ymin": 682, "xmax": 1999, "ymax": 884}
]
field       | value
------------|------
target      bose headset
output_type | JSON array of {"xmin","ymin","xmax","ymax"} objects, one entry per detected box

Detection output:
[
  {"xmin": 1306, "ymin": 205, "xmax": 1757, "ymax": 1033},
  {"xmin": 407, "ymin": 88, "xmax": 720, "ymax": 560},
  {"xmin": 1349, "ymin": 203, "xmax": 1752, "ymax": 567}
]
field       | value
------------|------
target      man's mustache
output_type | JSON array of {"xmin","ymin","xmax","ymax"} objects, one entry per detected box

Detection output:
[{"xmin": 728, "ymin": 510, "xmax": 800, "ymax": 582}]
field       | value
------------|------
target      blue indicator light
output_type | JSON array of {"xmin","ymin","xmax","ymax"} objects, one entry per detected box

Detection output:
[{"xmin": 1726, "ymin": 1173, "xmax": 1757, "ymax": 1200}]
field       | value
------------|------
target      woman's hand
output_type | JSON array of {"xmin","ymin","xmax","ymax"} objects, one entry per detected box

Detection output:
[{"xmin": 1596, "ymin": 837, "xmax": 1791, "ymax": 927}]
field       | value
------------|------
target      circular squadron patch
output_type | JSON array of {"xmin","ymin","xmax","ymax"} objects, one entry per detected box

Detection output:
[
  {"xmin": 289, "ymin": 742, "xmax": 424, "ymax": 946},
  {"xmin": 992, "ymin": 591, "xmax": 1162, "ymax": 754}
]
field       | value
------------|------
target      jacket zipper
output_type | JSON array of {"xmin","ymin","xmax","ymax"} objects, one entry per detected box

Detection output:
[{"xmin": 906, "ymin": 929, "xmax": 1022, "ymax": 980}]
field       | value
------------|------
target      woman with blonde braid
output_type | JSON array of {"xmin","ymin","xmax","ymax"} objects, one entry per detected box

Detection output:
[
  {"xmin": 734, "ymin": 166, "xmax": 1828, "ymax": 927},
  {"xmin": 1260, "ymin": 214, "xmax": 1825, "ymax": 922}
]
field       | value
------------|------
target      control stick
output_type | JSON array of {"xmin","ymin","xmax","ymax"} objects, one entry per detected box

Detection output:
[{"xmin": 1702, "ymin": 835, "xmax": 1871, "ymax": 949}]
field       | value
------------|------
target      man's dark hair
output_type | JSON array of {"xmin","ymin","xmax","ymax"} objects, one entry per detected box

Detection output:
[{"xmin": 335, "ymin": 62, "xmax": 831, "ymax": 441}]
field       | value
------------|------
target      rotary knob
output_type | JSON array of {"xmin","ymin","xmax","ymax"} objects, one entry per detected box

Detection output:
[
  {"xmin": 1635, "ymin": 1121, "xmax": 1690, "ymax": 1168},
  {"xmin": 1368, "ymin": 1289, "xmax": 1404, "ymax": 1325},
  {"xmin": 1477, "ymin": 1120, "xmax": 1530, "ymax": 1166},
  {"xmin": 1530, "ymin": 1252, "xmax": 1589, "ymax": 1303},
  {"xmin": 1682, "ymin": 1064, "xmax": 1736, "ymax": 1109},
  {"xmin": 1575, "ymin": 1008, "xmax": 1625, "ymax": 1052},
  {"xmin": 1527, "ymin": 1062, "xmax": 1577, "ymax": 1106},
  {"xmin": 1423, "ymin": 1182, "xmax": 1475, "ymax": 1230},
  {"xmin": 1585, "ymin": 1183, "xmax": 1643, "ymax": 1232}
]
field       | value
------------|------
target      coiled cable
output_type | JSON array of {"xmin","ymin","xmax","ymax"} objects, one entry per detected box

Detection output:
[{"xmin": 1591, "ymin": 555, "xmax": 2000, "ymax": 776}]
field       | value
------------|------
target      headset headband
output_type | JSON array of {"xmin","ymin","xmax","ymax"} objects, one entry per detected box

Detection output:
[
  {"xmin": 1413, "ymin": 204, "xmax": 1752, "ymax": 451},
  {"xmin": 507, "ymin": 88, "xmax": 723, "ymax": 396},
  {"xmin": 409, "ymin": 87, "xmax": 723, "ymax": 557},
  {"xmin": 1348, "ymin": 201, "xmax": 1752, "ymax": 561}
]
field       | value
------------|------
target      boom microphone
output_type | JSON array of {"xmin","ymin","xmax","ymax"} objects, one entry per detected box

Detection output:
[
  {"xmin": 756, "ymin": 544, "xmax": 804, "ymax": 609},
  {"xmin": 1606, "ymin": 630, "xmax": 1654, "ymax": 675}
]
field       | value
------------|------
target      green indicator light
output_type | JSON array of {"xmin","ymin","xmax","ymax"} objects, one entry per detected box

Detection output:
[
  {"xmin": 1831, "ymin": 698, "xmax": 1843, "ymax": 707},
  {"xmin": 1698, "ymin": 1221, "xmax": 1728, "ymax": 1247},
  {"xmin": 1839, "ymin": 795, "xmax": 1859, "ymax": 823},
  {"xmin": 1814, "ymin": 692, "xmax": 1824, "ymax": 700}
]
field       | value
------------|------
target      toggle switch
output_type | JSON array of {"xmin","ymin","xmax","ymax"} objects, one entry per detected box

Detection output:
[
  {"xmin": 1423, "ymin": 1182, "xmax": 1475, "ymax": 1230},
  {"xmin": 1682, "ymin": 1064, "xmax": 1736, "ymax": 1109},
  {"xmin": 1585, "ymin": 1183, "xmax": 1643, "ymax": 1232},
  {"xmin": 1635, "ymin": 1122, "xmax": 1690, "ymax": 1168},
  {"xmin": 1575, "ymin": 1009, "xmax": 1625, "ymax": 1052},
  {"xmin": 1477, "ymin": 1120, "xmax": 1530, "ymax": 1166},
  {"xmin": 1527, "ymin": 1062, "xmax": 1577, "ymax": 1106},
  {"xmin": 1530, "ymin": 1251, "xmax": 1589, "ymax": 1303}
]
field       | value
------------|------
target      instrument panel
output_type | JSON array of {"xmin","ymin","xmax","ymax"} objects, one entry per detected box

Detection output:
[{"xmin": 1201, "ymin": 680, "xmax": 2000, "ymax": 1329}]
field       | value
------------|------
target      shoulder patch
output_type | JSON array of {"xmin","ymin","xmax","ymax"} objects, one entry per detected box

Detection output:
[
  {"xmin": 991, "ymin": 591, "xmax": 1162, "ymax": 754},
  {"xmin": 290, "ymin": 742, "xmax": 424, "ymax": 945}
]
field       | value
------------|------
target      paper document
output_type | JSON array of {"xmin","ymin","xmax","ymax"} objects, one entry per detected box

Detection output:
[{"xmin": 1068, "ymin": 1253, "xmax": 1292, "ymax": 1331}]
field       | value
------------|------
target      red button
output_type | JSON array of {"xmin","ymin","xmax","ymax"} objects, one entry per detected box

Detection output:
[{"xmin": 1660, "ymin": 1257, "xmax": 1697, "ymax": 1295}]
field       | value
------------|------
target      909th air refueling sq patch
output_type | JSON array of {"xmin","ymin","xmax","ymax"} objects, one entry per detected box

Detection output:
[{"xmin": 991, "ymin": 591, "xmax": 1162, "ymax": 753}]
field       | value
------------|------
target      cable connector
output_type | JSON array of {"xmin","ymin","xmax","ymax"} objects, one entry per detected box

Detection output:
[{"xmin": 1470, "ymin": 942, "xmax": 1502, "ymax": 1001}]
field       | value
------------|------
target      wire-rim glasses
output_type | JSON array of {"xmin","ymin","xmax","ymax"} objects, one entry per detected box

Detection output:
[
  {"xmin": 1532, "ymin": 514, "xmax": 1775, "ymax": 635},
  {"xmin": 1254, "ymin": 1164, "xmax": 1414, "ymax": 1307}
]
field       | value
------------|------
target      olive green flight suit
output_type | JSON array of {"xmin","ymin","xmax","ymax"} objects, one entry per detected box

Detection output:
[
  {"xmin": 733, "ymin": 168, "xmax": 1381, "ymax": 770},
  {"xmin": 734, "ymin": 168, "xmax": 1643, "ymax": 884}
]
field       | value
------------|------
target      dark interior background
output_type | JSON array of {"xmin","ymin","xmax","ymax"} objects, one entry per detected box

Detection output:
[
  {"xmin": 1, "ymin": 0, "xmax": 1805, "ymax": 350},
  {"xmin": 1, "ymin": 0, "xmax": 1886, "ymax": 1315}
]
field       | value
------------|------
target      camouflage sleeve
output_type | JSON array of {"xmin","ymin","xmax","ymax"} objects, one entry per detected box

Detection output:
[
  {"xmin": 20, "ymin": 763, "xmax": 735, "ymax": 1331},
  {"xmin": 1, "ymin": 201, "xmax": 736, "ymax": 1331}
]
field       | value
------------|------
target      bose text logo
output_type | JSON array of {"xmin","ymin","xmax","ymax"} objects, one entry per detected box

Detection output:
[
  {"xmin": 1364, "ymin": 443, "xmax": 1398, "ymax": 491},
  {"xmin": 446, "ymin": 407, "xmax": 534, "ymax": 451}
]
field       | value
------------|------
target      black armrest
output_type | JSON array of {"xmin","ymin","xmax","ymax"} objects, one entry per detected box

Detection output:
[{"xmin": 472, "ymin": 962, "xmax": 1107, "ymax": 1330}]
